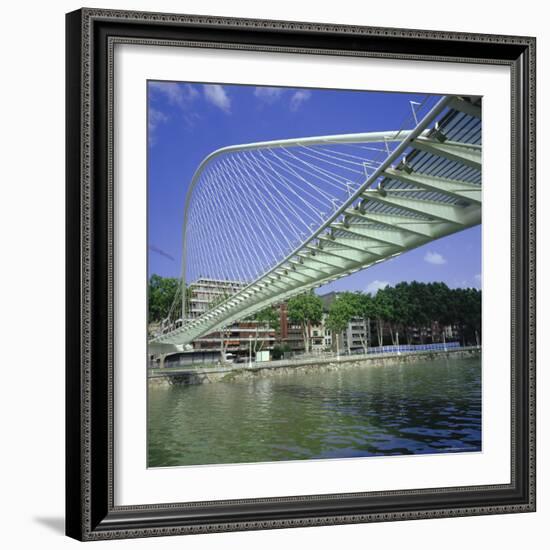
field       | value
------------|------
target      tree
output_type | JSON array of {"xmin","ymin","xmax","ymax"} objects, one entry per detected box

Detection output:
[
  {"xmin": 326, "ymin": 292, "xmax": 357, "ymax": 354},
  {"xmin": 372, "ymin": 287, "xmax": 395, "ymax": 346},
  {"xmin": 387, "ymin": 286, "xmax": 405, "ymax": 345},
  {"xmin": 450, "ymin": 287, "xmax": 481, "ymax": 346},
  {"xmin": 355, "ymin": 292, "xmax": 375, "ymax": 352},
  {"xmin": 271, "ymin": 343, "xmax": 291, "ymax": 360},
  {"xmin": 406, "ymin": 281, "xmax": 431, "ymax": 343},
  {"xmin": 466, "ymin": 288, "xmax": 482, "ymax": 345},
  {"xmin": 287, "ymin": 292, "xmax": 323, "ymax": 353},
  {"xmin": 255, "ymin": 306, "xmax": 280, "ymax": 332},
  {"xmin": 429, "ymin": 282, "xmax": 453, "ymax": 344},
  {"xmin": 148, "ymin": 274, "xmax": 180, "ymax": 323},
  {"xmin": 251, "ymin": 306, "xmax": 280, "ymax": 353}
]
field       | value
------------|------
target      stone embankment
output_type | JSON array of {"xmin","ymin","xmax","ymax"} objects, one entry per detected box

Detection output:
[{"xmin": 148, "ymin": 347, "xmax": 481, "ymax": 387}]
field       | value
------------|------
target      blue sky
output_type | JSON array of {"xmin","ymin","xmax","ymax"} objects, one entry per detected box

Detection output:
[{"xmin": 148, "ymin": 81, "xmax": 481, "ymax": 293}]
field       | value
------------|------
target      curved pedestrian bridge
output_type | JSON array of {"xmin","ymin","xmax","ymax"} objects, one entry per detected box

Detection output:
[{"xmin": 150, "ymin": 95, "xmax": 481, "ymax": 355}]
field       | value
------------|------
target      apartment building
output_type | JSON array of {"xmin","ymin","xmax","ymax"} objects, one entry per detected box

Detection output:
[{"xmin": 187, "ymin": 278, "xmax": 276, "ymax": 358}]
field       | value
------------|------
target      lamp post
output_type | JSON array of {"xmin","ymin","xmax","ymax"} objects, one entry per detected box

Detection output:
[{"xmin": 248, "ymin": 334, "xmax": 252, "ymax": 368}]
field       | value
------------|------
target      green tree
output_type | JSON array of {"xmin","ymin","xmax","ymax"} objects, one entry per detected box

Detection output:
[
  {"xmin": 326, "ymin": 292, "xmax": 358, "ymax": 354},
  {"xmin": 354, "ymin": 292, "xmax": 375, "ymax": 352},
  {"xmin": 466, "ymin": 288, "xmax": 482, "ymax": 345},
  {"xmin": 255, "ymin": 306, "xmax": 280, "ymax": 332},
  {"xmin": 287, "ymin": 292, "xmax": 323, "ymax": 353},
  {"xmin": 372, "ymin": 287, "xmax": 395, "ymax": 346},
  {"xmin": 407, "ymin": 281, "xmax": 432, "ymax": 343},
  {"xmin": 148, "ymin": 274, "xmax": 180, "ymax": 323},
  {"xmin": 251, "ymin": 306, "xmax": 280, "ymax": 353},
  {"xmin": 429, "ymin": 282, "xmax": 453, "ymax": 344},
  {"xmin": 271, "ymin": 343, "xmax": 291, "ymax": 360},
  {"xmin": 451, "ymin": 287, "xmax": 482, "ymax": 346},
  {"xmin": 390, "ymin": 284, "xmax": 408, "ymax": 344}
]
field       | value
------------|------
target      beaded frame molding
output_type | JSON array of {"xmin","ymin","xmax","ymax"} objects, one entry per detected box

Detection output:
[{"xmin": 66, "ymin": 7, "xmax": 536, "ymax": 541}]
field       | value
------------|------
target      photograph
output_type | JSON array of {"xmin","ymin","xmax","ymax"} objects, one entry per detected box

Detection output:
[
  {"xmin": 61, "ymin": 4, "xmax": 536, "ymax": 541},
  {"xmin": 146, "ymin": 82, "xmax": 483, "ymax": 468}
]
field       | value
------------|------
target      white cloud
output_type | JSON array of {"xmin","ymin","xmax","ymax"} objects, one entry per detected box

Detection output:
[
  {"xmin": 254, "ymin": 87, "xmax": 284, "ymax": 103},
  {"xmin": 149, "ymin": 81, "xmax": 198, "ymax": 108},
  {"xmin": 424, "ymin": 251, "xmax": 446, "ymax": 265},
  {"xmin": 148, "ymin": 108, "xmax": 167, "ymax": 131},
  {"xmin": 148, "ymin": 108, "xmax": 168, "ymax": 145},
  {"xmin": 365, "ymin": 280, "xmax": 390, "ymax": 295},
  {"xmin": 203, "ymin": 84, "xmax": 231, "ymax": 113},
  {"xmin": 289, "ymin": 89, "xmax": 312, "ymax": 111}
]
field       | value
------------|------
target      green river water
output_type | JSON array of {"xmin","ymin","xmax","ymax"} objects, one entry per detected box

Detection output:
[{"xmin": 148, "ymin": 356, "xmax": 481, "ymax": 467}]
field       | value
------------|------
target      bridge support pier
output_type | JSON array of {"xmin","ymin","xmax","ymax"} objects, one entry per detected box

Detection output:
[{"xmin": 150, "ymin": 354, "xmax": 167, "ymax": 369}]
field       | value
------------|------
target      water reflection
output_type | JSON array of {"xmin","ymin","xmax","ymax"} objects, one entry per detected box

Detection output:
[{"xmin": 148, "ymin": 357, "xmax": 481, "ymax": 467}]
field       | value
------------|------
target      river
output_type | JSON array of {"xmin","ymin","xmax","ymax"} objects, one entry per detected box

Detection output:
[{"xmin": 148, "ymin": 356, "xmax": 481, "ymax": 467}]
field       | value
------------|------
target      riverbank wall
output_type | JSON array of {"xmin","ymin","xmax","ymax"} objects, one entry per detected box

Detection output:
[{"xmin": 148, "ymin": 347, "xmax": 481, "ymax": 387}]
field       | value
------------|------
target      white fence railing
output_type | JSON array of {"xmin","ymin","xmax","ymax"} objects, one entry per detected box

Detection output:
[{"xmin": 360, "ymin": 341, "xmax": 462, "ymax": 355}]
